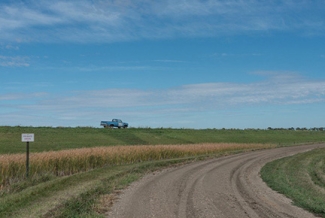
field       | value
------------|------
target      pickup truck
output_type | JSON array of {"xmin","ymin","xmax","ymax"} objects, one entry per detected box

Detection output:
[{"xmin": 100, "ymin": 119, "xmax": 128, "ymax": 128}]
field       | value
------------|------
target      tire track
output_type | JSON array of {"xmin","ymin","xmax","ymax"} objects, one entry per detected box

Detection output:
[{"xmin": 107, "ymin": 144, "xmax": 325, "ymax": 218}]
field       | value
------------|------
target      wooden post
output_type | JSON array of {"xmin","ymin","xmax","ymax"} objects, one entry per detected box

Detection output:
[{"xmin": 26, "ymin": 141, "xmax": 29, "ymax": 178}]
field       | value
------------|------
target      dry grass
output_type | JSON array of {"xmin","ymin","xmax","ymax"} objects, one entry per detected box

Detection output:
[{"xmin": 0, "ymin": 143, "xmax": 274, "ymax": 188}]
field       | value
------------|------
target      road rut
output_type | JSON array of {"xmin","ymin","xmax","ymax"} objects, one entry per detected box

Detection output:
[{"xmin": 108, "ymin": 144, "xmax": 325, "ymax": 218}]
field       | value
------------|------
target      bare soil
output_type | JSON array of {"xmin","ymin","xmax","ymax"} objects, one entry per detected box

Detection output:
[{"xmin": 107, "ymin": 144, "xmax": 325, "ymax": 218}]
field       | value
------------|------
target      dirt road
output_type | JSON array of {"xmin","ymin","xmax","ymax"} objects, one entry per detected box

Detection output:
[{"xmin": 108, "ymin": 144, "xmax": 325, "ymax": 218}]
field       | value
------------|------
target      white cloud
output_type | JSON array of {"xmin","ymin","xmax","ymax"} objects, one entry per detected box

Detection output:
[
  {"xmin": 0, "ymin": 92, "xmax": 47, "ymax": 101},
  {"xmin": 0, "ymin": 56, "xmax": 30, "ymax": 67},
  {"xmin": 3, "ymin": 72, "xmax": 324, "ymax": 111},
  {"xmin": 0, "ymin": 0, "xmax": 324, "ymax": 43},
  {"xmin": 4, "ymin": 44, "xmax": 19, "ymax": 50},
  {"xmin": 1, "ymin": 72, "xmax": 325, "ymax": 127}
]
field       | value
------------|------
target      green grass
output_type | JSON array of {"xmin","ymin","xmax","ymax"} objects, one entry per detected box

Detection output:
[
  {"xmin": 261, "ymin": 148, "xmax": 325, "ymax": 217},
  {"xmin": 1, "ymin": 126, "xmax": 324, "ymax": 154},
  {"xmin": 1, "ymin": 126, "xmax": 324, "ymax": 217},
  {"xmin": 0, "ymin": 157, "xmax": 199, "ymax": 218}
]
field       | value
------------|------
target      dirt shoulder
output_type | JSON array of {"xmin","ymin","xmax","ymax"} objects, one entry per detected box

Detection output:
[{"xmin": 107, "ymin": 144, "xmax": 325, "ymax": 218}]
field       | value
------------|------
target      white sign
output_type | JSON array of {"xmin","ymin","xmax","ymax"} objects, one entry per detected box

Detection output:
[{"xmin": 22, "ymin": 133, "xmax": 34, "ymax": 142}]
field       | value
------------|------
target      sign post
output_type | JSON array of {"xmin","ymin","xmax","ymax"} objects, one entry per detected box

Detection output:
[{"xmin": 22, "ymin": 133, "xmax": 34, "ymax": 178}]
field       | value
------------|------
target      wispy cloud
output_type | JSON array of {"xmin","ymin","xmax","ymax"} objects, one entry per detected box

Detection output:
[
  {"xmin": 153, "ymin": 60, "xmax": 187, "ymax": 63},
  {"xmin": 4, "ymin": 44, "xmax": 19, "ymax": 50},
  {"xmin": 213, "ymin": 53, "xmax": 262, "ymax": 58},
  {"xmin": 0, "ymin": 55, "xmax": 29, "ymax": 67},
  {"xmin": 1, "ymin": 72, "xmax": 324, "ymax": 127},
  {"xmin": 0, "ymin": 92, "xmax": 47, "ymax": 101},
  {"xmin": 0, "ymin": 0, "xmax": 324, "ymax": 43}
]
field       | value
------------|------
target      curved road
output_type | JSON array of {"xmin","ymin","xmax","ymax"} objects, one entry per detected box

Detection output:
[{"xmin": 108, "ymin": 144, "xmax": 325, "ymax": 218}]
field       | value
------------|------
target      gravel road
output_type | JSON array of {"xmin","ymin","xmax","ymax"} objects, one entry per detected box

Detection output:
[{"xmin": 108, "ymin": 144, "xmax": 325, "ymax": 218}]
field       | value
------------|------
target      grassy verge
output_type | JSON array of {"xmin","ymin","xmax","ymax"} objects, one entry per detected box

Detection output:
[
  {"xmin": 0, "ymin": 155, "xmax": 210, "ymax": 218},
  {"xmin": 261, "ymin": 148, "xmax": 325, "ymax": 217}
]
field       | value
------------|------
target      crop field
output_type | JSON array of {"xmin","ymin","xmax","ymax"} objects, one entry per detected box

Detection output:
[
  {"xmin": 261, "ymin": 148, "xmax": 325, "ymax": 217},
  {"xmin": 0, "ymin": 126, "xmax": 324, "ymax": 217},
  {"xmin": 0, "ymin": 143, "xmax": 274, "ymax": 188}
]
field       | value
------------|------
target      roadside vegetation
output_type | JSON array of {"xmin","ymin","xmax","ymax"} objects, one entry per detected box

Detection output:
[
  {"xmin": 0, "ymin": 126, "xmax": 324, "ymax": 217},
  {"xmin": 261, "ymin": 148, "xmax": 325, "ymax": 217},
  {"xmin": 0, "ymin": 158, "xmax": 195, "ymax": 217},
  {"xmin": 1, "ymin": 143, "xmax": 274, "ymax": 188}
]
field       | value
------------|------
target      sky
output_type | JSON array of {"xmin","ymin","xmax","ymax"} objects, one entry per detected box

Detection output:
[{"xmin": 0, "ymin": 0, "xmax": 325, "ymax": 129}]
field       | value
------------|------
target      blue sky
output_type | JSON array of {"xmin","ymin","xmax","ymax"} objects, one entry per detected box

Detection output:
[{"xmin": 1, "ymin": 0, "xmax": 325, "ymax": 129}]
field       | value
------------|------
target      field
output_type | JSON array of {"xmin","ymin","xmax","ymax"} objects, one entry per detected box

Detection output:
[
  {"xmin": 1, "ymin": 143, "xmax": 274, "ymax": 188},
  {"xmin": 261, "ymin": 148, "xmax": 325, "ymax": 217},
  {"xmin": 1, "ymin": 126, "xmax": 324, "ymax": 154},
  {"xmin": 0, "ymin": 126, "xmax": 324, "ymax": 217}
]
